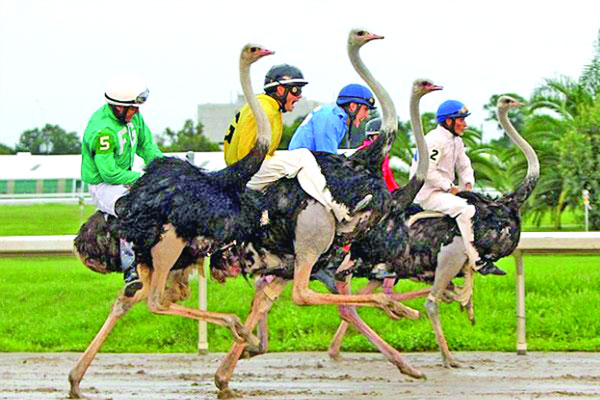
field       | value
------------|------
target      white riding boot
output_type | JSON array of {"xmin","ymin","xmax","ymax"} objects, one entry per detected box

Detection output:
[{"xmin": 455, "ymin": 207, "xmax": 481, "ymax": 269}]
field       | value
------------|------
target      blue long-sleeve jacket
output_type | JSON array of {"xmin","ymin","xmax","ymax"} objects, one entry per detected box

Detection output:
[{"xmin": 288, "ymin": 105, "xmax": 348, "ymax": 154}]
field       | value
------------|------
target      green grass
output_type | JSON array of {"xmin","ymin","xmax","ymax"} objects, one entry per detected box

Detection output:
[
  {"xmin": 0, "ymin": 204, "xmax": 96, "ymax": 236},
  {"xmin": 1, "ymin": 255, "xmax": 600, "ymax": 353}
]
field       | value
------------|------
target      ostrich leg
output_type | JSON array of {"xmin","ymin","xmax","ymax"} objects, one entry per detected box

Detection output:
[
  {"xmin": 145, "ymin": 226, "xmax": 259, "ymax": 347},
  {"xmin": 69, "ymin": 282, "xmax": 149, "ymax": 398},
  {"xmin": 330, "ymin": 276, "xmax": 425, "ymax": 379},
  {"xmin": 215, "ymin": 277, "xmax": 288, "ymax": 398},
  {"xmin": 241, "ymin": 276, "xmax": 273, "ymax": 359},
  {"xmin": 328, "ymin": 281, "xmax": 430, "ymax": 360},
  {"xmin": 425, "ymin": 237, "xmax": 471, "ymax": 368},
  {"xmin": 328, "ymin": 280, "xmax": 381, "ymax": 359},
  {"xmin": 290, "ymin": 205, "xmax": 420, "ymax": 319}
]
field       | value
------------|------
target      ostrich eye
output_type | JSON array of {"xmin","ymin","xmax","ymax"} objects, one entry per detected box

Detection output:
[
  {"xmin": 357, "ymin": 30, "xmax": 366, "ymax": 36},
  {"xmin": 250, "ymin": 47, "xmax": 258, "ymax": 52}
]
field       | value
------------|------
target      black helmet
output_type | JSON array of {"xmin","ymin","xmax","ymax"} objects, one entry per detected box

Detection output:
[
  {"xmin": 365, "ymin": 118, "xmax": 382, "ymax": 136},
  {"xmin": 264, "ymin": 64, "xmax": 308, "ymax": 92}
]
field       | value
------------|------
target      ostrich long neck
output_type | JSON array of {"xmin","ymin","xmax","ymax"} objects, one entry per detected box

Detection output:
[
  {"xmin": 391, "ymin": 89, "xmax": 428, "ymax": 208},
  {"xmin": 239, "ymin": 56, "xmax": 270, "ymax": 146},
  {"xmin": 410, "ymin": 92, "xmax": 428, "ymax": 183},
  {"xmin": 498, "ymin": 108, "xmax": 539, "ymax": 208},
  {"xmin": 348, "ymin": 44, "xmax": 396, "ymax": 156}
]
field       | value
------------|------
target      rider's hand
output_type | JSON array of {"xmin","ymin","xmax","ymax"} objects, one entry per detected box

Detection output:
[{"xmin": 449, "ymin": 186, "xmax": 459, "ymax": 195}]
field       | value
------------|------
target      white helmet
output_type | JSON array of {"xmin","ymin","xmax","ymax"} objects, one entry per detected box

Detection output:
[{"xmin": 104, "ymin": 75, "xmax": 149, "ymax": 107}]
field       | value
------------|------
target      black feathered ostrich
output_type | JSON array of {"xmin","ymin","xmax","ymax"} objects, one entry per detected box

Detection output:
[
  {"xmin": 210, "ymin": 29, "xmax": 439, "ymax": 396},
  {"xmin": 328, "ymin": 95, "xmax": 538, "ymax": 371},
  {"xmin": 68, "ymin": 43, "xmax": 274, "ymax": 399}
]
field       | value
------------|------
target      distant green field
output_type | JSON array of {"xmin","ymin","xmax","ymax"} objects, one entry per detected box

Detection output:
[
  {"xmin": 0, "ymin": 204, "xmax": 96, "ymax": 236},
  {"xmin": 1, "ymin": 255, "xmax": 599, "ymax": 353},
  {"xmin": 0, "ymin": 204, "xmax": 588, "ymax": 236}
]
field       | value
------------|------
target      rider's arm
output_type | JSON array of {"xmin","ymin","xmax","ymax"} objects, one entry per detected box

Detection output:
[
  {"xmin": 135, "ymin": 114, "xmax": 163, "ymax": 165},
  {"xmin": 456, "ymin": 139, "xmax": 475, "ymax": 189}
]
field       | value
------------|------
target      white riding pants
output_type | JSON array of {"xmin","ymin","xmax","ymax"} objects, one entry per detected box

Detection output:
[{"xmin": 88, "ymin": 183, "xmax": 129, "ymax": 217}]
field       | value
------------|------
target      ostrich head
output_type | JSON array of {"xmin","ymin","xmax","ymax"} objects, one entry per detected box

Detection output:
[
  {"xmin": 241, "ymin": 43, "xmax": 275, "ymax": 65},
  {"xmin": 348, "ymin": 28, "xmax": 384, "ymax": 49},
  {"xmin": 412, "ymin": 78, "xmax": 443, "ymax": 98},
  {"xmin": 497, "ymin": 95, "xmax": 524, "ymax": 112}
]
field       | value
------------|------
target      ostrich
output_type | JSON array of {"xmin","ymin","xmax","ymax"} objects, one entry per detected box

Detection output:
[
  {"xmin": 68, "ymin": 43, "xmax": 274, "ymax": 399},
  {"xmin": 327, "ymin": 95, "xmax": 538, "ymax": 370},
  {"xmin": 211, "ymin": 30, "xmax": 437, "ymax": 396}
]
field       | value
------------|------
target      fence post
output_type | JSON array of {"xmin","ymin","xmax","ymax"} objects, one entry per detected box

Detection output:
[
  {"xmin": 198, "ymin": 258, "xmax": 208, "ymax": 354},
  {"xmin": 514, "ymin": 250, "xmax": 527, "ymax": 355},
  {"xmin": 186, "ymin": 150, "xmax": 208, "ymax": 354}
]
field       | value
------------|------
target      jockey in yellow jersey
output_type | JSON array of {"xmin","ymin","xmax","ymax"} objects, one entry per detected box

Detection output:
[{"xmin": 224, "ymin": 64, "xmax": 307, "ymax": 165}]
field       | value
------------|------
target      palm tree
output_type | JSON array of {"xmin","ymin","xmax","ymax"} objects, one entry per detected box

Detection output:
[{"xmin": 519, "ymin": 29, "xmax": 600, "ymax": 228}]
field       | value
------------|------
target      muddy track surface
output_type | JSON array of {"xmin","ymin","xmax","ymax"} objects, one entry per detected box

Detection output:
[{"xmin": 1, "ymin": 352, "xmax": 600, "ymax": 399}]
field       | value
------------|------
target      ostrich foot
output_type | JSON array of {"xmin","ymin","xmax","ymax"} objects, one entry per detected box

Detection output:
[
  {"xmin": 442, "ymin": 354, "xmax": 473, "ymax": 369},
  {"xmin": 218, "ymin": 387, "xmax": 242, "ymax": 399},
  {"xmin": 374, "ymin": 293, "xmax": 420, "ymax": 320},
  {"xmin": 460, "ymin": 299, "xmax": 475, "ymax": 325},
  {"xmin": 240, "ymin": 343, "xmax": 266, "ymax": 359},
  {"xmin": 225, "ymin": 317, "xmax": 260, "ymax": 349},
  {"xmin": 398, "ymin": 364, "xmax": 427, "ymax": 380},
  {"xmin": 328, "ymin": 349, "xmax": 343, "ymax": 361},
  {"xmin": 68, "ymin": 373, "xmax": 86, "ymax": 399}
]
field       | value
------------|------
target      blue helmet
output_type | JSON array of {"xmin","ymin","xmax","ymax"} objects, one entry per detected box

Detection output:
[
  {"xmin": 336, "ymin": 84, "xmax": 376, "ymax": 109},
  {"xmin": 436, "ymin": 100, "xmax": 471, "ymax": 123}
]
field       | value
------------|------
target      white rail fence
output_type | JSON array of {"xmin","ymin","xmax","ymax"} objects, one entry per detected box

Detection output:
[{"xmin": 1, "ymin": 232, "xmax": 599, "ymax": 354}]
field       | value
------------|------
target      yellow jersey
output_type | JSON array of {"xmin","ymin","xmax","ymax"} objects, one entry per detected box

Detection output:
[{"xmin": 223, "ymin": 94, "xmax": 283, "ymax": 166}]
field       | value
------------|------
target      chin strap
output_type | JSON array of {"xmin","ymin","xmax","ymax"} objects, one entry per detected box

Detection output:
[
  {"xmin": 267, "ymin": 90, "xmax": 290, "ymax": 113},
  {"xmin": 342, "ymin": 105, "xmax": 360, "ymax": 147},
  {"xmin": 441, "ymin": 119, "xmax": 459, "ymax": 136}
]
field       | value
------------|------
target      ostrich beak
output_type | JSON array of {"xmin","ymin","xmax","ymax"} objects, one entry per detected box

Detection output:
[
  {"xmin": 431, "ymin": 84, "xmax": 443, "ymax": 91},
  {"xmin": 259, "ymin": 49, "xmax": 275, "ymax": 56},
  {"xmin": 513, "ymin": 101, "xmax": 525, "ymax": 107},
  {"xmin": 367, "ymin": 33, "xmax": 384, "ymax": 41}
]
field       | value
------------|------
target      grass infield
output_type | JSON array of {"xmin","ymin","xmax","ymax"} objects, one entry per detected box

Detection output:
[{"xmin": 1, "ymin": 255, "xmax": 599, "ymax": 353}]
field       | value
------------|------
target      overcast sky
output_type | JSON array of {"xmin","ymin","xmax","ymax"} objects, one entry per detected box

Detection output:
[{"xmin": 1, "ymin": 0, "xmax": 599, "ymax": 148}]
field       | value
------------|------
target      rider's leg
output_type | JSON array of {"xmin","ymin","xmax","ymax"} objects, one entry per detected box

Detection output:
[
  {"xmin": 418, "ymin": 192, "xmax": 482, "ymax": 270},
  {"xmin": 89, "ymin": 183, "xmax": 141, "ymax": 294},
  {"xmin": 246, "ymin": 148, "xmax": 371, "ymax": 222}
]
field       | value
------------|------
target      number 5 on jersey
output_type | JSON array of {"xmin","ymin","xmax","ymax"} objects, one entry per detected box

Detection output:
[{"xmin": 96, "ymin": 134, "xmax": 114, "ymax": 154}]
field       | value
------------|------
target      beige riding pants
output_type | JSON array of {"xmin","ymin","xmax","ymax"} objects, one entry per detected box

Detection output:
[{"xmin": 247, "ymin": 148, "xmax": 345, "ymax": 219}]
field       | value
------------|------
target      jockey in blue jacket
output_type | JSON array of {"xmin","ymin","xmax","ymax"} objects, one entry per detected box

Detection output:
[{"xmin": 289, "ymin": 83, "xmax": 376, "ymax": 153}]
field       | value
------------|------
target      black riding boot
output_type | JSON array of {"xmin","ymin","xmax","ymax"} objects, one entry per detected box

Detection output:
[
  {"xmin": 120, "ymin": 238, "xmax": 142, "ymax": 296},
  {"xmin": 477, "ymin": 261, "xmax": 507, "ymax": 276}
]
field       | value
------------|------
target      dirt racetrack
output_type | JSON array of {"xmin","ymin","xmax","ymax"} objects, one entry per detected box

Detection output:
[{"xmin": 1, "ymin": 351, "xmax": 600, "ymax": 399}]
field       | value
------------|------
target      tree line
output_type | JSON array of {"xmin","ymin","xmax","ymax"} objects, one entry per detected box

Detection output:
[{"xmin": 0, "ymin": 119, "xmax": 221, "ymax": 155}]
